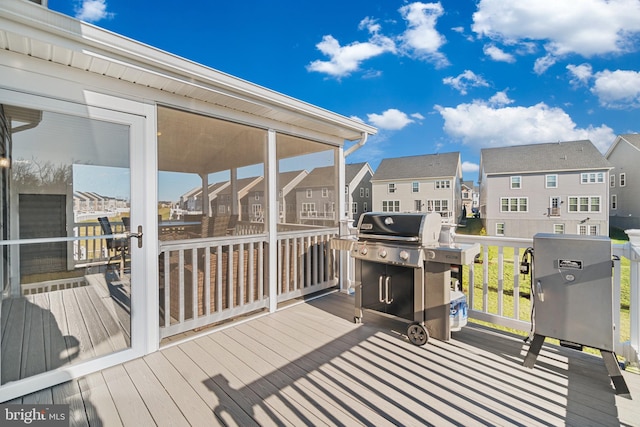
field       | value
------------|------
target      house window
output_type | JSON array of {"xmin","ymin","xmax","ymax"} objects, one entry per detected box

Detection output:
[
  {"xmin": 254, "ymin": 191, "xmax": 261, "ymax": 200},
  {"xmin": 322, "ymin": 187, "xmax": 328, "ymax": 198},
  {"xmin": 345, "ymin": 185, "xmax": 349, "ymax": 194},
  {"xmin": 610, "ymin": 175, "xmax": 616, "ymax": 187},
  {"xmin": 568, "ymin": 196, "xmax": 601, "ymax": 212},
  {"xmin": 382, "ymin": 200, "xmax": 400, "ymax": 212},
  {"xmin": 352, "ymin": 203, "xmax": 358, "ymax": 214},
  {"xmin": 620, "ymin": 173, "xmax": 626, "ymax": 187},
  {"xmin": 554, "ymin": 224, "xmax": 565, "ymax": 234},
  {"xmin": 365, "ymin": 188, "xmax": 370, "ymax": 197},
  {"xmin": 306, "ymin": 189, "xmax": 312, "ymax": 198},
  {"xmin": 545, "ymin": 174, "xmax": 558, "ymax": 188},
  {"xmin": 218, "ymin": 205, "xmax": 227, "ymax": 214},
  {"xmin": 611, "ymin": 194, "xmax": 617, "ymax": 210},
  {"xmin": 412, "ymin": 182, "xmax": 419, "ymax": 192},
  {"xmin": 359, "ymin": 188, "xmax": 364, "ymax": 197},
  {"xmin": 510, "ymin": 176, "xmax": 521, "ymax": 189},
  {"xmin": 500, "ymin": 197, "xmax": 528, "ymax": 212},
  {"xmin": 496, "ymin": 223, "xmax": 505, "ymax": 236},
  {"xmin": 388, "ymin": 183, "xmax": 396, "ymax": 193},
  {"xmin": 363, "ymin": 202, "xmax": 368, "ymax": 212},
  {"xmin": 415, "ymin": 200, "xmax": 422, "ymax": 212},
  {"xmin": 463, "ymin": 191, "xmax": 469, "ymax": 199},
  {"xmin": 578, "ymin": 224, "xmax": 599, "ymax": 235},
  {"xmin": 580, "ymin": 172, "xmax": 604, "ymax": 184},
  {"xmin": 302, "ymin": 202, "xmax": 316, "ymax": 213},
  {"xmin": 435, "ymin": 180, "xmax": 450, "ymax": 189}
]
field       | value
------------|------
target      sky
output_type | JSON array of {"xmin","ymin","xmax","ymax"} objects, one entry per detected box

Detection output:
[{"xmin": 48, "ymin": 0, "xmax": 640, "ymax": 184}]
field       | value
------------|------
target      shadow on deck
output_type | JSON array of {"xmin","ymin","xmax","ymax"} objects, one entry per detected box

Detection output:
[{"xmin": 12, "ymin": 292, "xmax": 640, "ymax": 426}]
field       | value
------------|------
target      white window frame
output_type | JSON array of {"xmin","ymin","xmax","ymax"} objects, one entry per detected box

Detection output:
[
  {"xmin": 578, "ymin": 224, "xmax": 599, "ymax": 235},
  {"xmin": 553, "ymin": 224, "xmax": 565, "ymax": 234},
  {"xmin": 359, "ymin": 188, "xmax": 364, "ymax": 197},
  {"xmin": 567, "ymin": 196, "xmax": 601, "ymax": 213},
  {"xmin": 414, "ymin": 200, "xmax": 422, "ymax": 212},
  {"xmin": 611, "ymin": 194, "xmax": 617, "ymax": 210},
  {"xmin": 496, "ymin": 223, "xmax": 505, "ymax": 236},
  {"xmin": 302, "ymin": 202, "xmax": 316, "ymax": 212},
  {"xmin": 500, "ymin": 197, "xmax": 528, "ymax": 212},
  {"xmin": 620, "ymin": 173, "xmax": 626, "ymax": 187},
  {"xmin": 365, "ymin": 188, "xmax": 370, "ymax": 197},
  {"xmin": 321, "ymin": 187, "xmax": 329, "ymax": 198},
  {"xmin": 435, "ymin": 180, "xmax": 451, "ymax": 189},
  {"xmin": 363, "ymin": 202, "xmax": 368, "ymax": 212},
  {"xmin": 545, "ymin": 174, "xmax": 558, "ymax": 188},
  {"xmin": 510, "ymin": 176, "xmax": 521, "ymax": 189},
  {"xmin": 412, "ymin": 182, "xmax": 420, "ymax": 193},
  {"xmin": 306, "ymin": 189, "xmax": 312, "ymax": 198},
  {"xmin": 382, "ymin": 200, "xmax": 400, "ymax": 212},
  {"xmin": 352, "ymin": 202, "xmax": 358, "ymax": 214},
  {"xmin": 388, "ymin": 183, "xmax": 396, "ymax": 193},
  {"xmin": 581, "ymin": 172, "xmax": 604, "ymax": 184},
  {"xmin": 610, "ymin": 175, "xmax": 616, "ymax": 187}
]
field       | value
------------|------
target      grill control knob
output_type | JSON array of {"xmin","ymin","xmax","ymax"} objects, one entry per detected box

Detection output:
[
  {"xmin": 360, "ymin": 247, "xmax": 368, "ymax": 255},
  {"xmin": 425, "ymin": 250, "xmax": 436, "ymax": 260},
  {"xmin": 378, "ymin": 249, "xmax": 387, "ymax": 258},
  {"xmin": 399, "ymin": 250, "xmax": 409, "ymax": 261}
]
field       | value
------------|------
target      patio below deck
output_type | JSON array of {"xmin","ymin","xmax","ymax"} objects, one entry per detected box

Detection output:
[{"xmin": 13, "ymin": 291, "xmax": 640, "ymax": 426}]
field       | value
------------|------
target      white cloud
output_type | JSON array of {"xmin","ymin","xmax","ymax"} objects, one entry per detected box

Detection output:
[
  {"xmin": 410, "ymin": 112, "xmax": 425, "ymax": 120},
  {"xmin": 566, "ymin": 63, "xmax": 594, "ymax": 86},
  {"xmin": 443, "ymin": 70, "xmax": 489, "ymax": 95},
  {"xmin": 75, "ymin": 0, "xmax": 113, "ymax": 23},
  {"xmin": 483, "ymin": 44, "xmax": 515, "ymax": 63},
  {"xmin": 591, "ymin": 69, "xmax": 640, "ymax": 108},
  {"xmin": 488, "ymin": 90, "xmax": 513, "ymax": 106},
  {"xmin": 306, "ymin": 33, "xmax": 395, "ymax": 78},
  {"xmin": 435, "ymin": 94, "xmax": 615, "ymax": 152},
  {"xmin": 462, "ymin": 161, "xmax": 480, "ymax": 173},
  {"xmin": 398, "ymin": 2, "xmax": 448, "ymax": 66},
  {"xmin": 367, "ymin": 109, "xmax": 415, "ymax": 130},
  {"xmin": 472, "ymin": 0, "xmax": 640, "ymax": 72},
  {"xmin": 533, "ymin": 54, "xmax": 557, "ymax": 75}
]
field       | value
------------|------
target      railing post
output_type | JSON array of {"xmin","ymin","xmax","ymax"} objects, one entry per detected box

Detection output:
[{"xmin": 625, "ymin": 229, "xmax": 640, "ymax": 365}]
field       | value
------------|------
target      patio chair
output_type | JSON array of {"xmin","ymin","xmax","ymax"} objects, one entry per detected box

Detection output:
[{"xmin": 98, "ymin": 216, "xmax": 128, "ymax": 277}]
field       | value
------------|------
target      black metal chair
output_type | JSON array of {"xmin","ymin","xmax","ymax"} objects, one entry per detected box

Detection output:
[{"xmin": 98, "ymin": 216, "xmax": 129, "ymax": 277}]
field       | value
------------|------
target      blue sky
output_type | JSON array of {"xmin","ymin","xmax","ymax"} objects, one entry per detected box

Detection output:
[{"xmin": 49, "ymin": 0, "xmax": 640, "ymax": 184}]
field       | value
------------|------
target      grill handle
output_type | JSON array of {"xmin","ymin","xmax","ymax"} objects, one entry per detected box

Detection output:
[
  {"xmin": 379, "ymin": 275, "xmax": 384, "ymax": 303},
  {"xmin": 359, "ymin": 234, "xmax": 420, "ymax": 242},
  {"xmin": 385, "ymin": 276, "xmax": 393, "ymax": 304}
]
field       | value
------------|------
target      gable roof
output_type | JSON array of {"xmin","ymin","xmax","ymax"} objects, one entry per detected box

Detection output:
[
  {"xmin": 605, "ymin": 133, "xmax": 640, "ymax": 158},
  {"xmin": 345, "ymin": 162, "xmax": 373, "ymax": 184},
  {"xmin": 297, "ymin": 166, "xmax": 334, "ymax": 188},
  {"xmin": 372, "ymin": 152, "xmax": 460, "ymax": 181},
  {"xmin": 481, "ymin": 140, "xmax": 610, "ymax": 175}
]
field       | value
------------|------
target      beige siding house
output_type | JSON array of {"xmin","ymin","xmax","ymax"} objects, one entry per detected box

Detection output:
[
  {"xmin": 606, "ymin": 134, "xmax": 640, "ymax": 230},
  {"xmin": 479, "ymin": 140, "xmax": 612, "ymax": 238},
  {"xmin": 371, "ymin": 152, "xmax": 462, "ymax": 223}
]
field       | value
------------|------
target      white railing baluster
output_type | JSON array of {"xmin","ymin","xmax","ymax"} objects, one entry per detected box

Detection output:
[{"xmin": 497, "ymin": 246, "xmax": 504, "ymax": 316}]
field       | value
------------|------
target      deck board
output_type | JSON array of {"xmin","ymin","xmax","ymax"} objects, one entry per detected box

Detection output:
[{"xmin": 12, "ymin": 291, "xmax": 640, "ymax": 426}]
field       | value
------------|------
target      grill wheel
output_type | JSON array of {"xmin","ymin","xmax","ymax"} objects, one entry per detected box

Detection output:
[{"xmin": 407, "ymin": 322, "xmax": 429, "ymax": 346}]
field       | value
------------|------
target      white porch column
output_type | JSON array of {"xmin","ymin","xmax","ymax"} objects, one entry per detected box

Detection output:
[
  {"xmin": 199, "ymin": 173, "xmax": 209, "ymax": 216},
  {"xmin": 267, "ymin": 129, "xmax": 278, "ymax": 312},
  {"xmin": 230, "ymin": 168, "xmax": 239, "ymax": 217},
  {"xmin": 626, "ymin": 229, "xmax": 640, "ymax": 364}
]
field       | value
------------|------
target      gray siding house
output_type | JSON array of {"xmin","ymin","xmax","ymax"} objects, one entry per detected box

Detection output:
[
  {"xmin": 479, "ymin": 140, "xmax": 612, "ymax": 238},
  {"xmin": 371, "ymin": 152, "xmax": 463, "ymax": 223},
  {"xmin": 606, "ymin": 134, "xmax": 640, "ymax": 230},
  {"xmin": 345, "ymin": 162, "xmax": 373, "ymax": 224}
]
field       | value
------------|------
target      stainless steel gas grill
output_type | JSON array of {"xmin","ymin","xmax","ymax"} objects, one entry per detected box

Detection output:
[{"xmin": 336, "ymin": 212, "xmax": 480, "ymax": 346}]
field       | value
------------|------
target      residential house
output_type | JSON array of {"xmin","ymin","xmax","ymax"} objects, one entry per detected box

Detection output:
[
  {"xmin": 479, "ymin": 140, "xmax": 611, "ymax": 238},
  {"xmin": 345, "ymin": 162, "xmax": 373, "ymax": 224},
  {"xmin": 461, "ymin": 181, "xmax": 477, "ymax": 217},
  {"xmin": 243, "ymin": 170, "xmax": 308, "ymax": 223},
  {"xmin": 606, "ymin": 134, "xmax": 640, "ymax": 230},
  {"xmin": 0, "ymin": 0, "xmax": 376, "ymax": 401},
  {"xmin": 294, "ymin": 166, "xmax": 337, "ymax": 225},
  {"xmin": 371, "ymin": 152, "xmax": 463, "ymax": 223}
]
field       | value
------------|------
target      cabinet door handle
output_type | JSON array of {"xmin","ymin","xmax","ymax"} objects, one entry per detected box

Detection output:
[
  {"xmin": 379, "ymin": 275, "xmax": 385, "ymax": 303},
  {"xmin": 385, "ymin": 276, "xmax": 393, "ymax": 304}
]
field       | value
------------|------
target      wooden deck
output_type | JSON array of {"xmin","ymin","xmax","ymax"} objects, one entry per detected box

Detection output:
[
  {"xmin": 11, "ymin": 291, "xmax": 640, "ymax": 426},
  {"xmin": 1, "ymin": 272, "xmax": 131, "ymax": 384}
]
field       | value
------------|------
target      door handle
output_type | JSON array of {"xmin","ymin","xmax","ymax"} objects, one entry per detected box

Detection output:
[
  {"xmin": 127, "ymin": 225, "xmax": 143, "ymax": 248},
  {"xmin": 385, "ymin": 276, "xmax": 393, "ymax": 304},
  {"xmin": 379, "ymin": 275, "xmax": 384, "ymax": 303}
]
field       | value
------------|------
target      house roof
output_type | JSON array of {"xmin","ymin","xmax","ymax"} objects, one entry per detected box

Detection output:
[
  {"xmin": 481, "ymin": 140, "xmax": 611, "ymax": 175},
  {"xmin": 0, "ymin": 1, "xmax": 376, "ymax": 153},
  {"xmin": 297, "ymin": 166, "xmax": 334, "ymax": 188},
  {"xmin": 372, "ymin": 152, "xmax": 460, "ymax": 181},
  {"xmin": 605, "ymin": 134, "xmax": 640, "ymax": 158}
]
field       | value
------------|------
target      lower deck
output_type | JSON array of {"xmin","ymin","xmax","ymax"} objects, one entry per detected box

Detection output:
[{"xmin": 9, "ymin": 291, "xmax": 640, "ymax": 426}]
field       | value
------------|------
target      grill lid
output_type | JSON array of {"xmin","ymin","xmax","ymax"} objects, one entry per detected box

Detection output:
[{"xmin": 356, "ymin": 212, "xmax": 441, "ymax": 246}]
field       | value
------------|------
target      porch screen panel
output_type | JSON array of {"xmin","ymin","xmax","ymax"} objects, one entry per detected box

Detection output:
[{"xmin": 1, "ymin": 103, "xmax": 132, "ymax": 385}]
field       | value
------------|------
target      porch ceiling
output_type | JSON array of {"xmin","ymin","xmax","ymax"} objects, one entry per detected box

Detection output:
[{"xmin": 0, "ymin": 1, "xmax": 376, "ymax": 144}]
